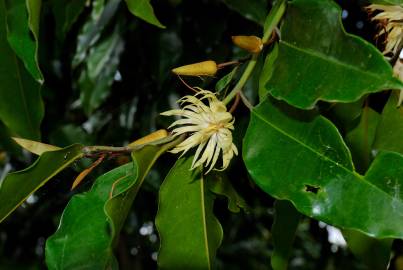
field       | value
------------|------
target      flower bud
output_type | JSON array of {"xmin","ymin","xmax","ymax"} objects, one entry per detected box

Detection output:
[
  {"xmin": 172, "ymin": 60, "xmax": 217, "ymax": 76},
  {"xmin": 231, "ymin": 35, "xmax": 263, "ymax": 54}
]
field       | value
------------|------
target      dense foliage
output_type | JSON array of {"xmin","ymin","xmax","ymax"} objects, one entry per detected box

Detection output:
[{"xmin": 0, "ymin": 0, "xmax": 402, "ymax": 269}]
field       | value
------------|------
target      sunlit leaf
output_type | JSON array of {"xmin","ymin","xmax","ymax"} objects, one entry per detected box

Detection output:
[{"xmin": 12, "ymin": 137, "xmax": 61, "ymax": 155}]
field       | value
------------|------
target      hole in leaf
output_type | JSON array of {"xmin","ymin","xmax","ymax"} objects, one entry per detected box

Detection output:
[{"xmin": 305, "ymin": 185, "xmax": 320, "ymax": 194}]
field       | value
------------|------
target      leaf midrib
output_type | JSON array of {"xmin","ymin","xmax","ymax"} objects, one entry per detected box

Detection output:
[
  {"xmin": 200, "ymin": 174, "xmax": 211, "ymax": 270},
  {"xmin": 280, "ymin": 40, "xmax": 390, "ymax": 83},
  {"xmin": 253, "ymin": 109, "xmax": 402, "ymax": 202}
]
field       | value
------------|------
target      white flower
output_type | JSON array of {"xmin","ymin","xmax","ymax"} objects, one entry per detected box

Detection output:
[
  {"xmin": 161, "ymin": 90, "xmax": 238, "ymax": 173},
  {"xmin": 367, "ymin": 4, "xmax": 403, "ymax": 56}
]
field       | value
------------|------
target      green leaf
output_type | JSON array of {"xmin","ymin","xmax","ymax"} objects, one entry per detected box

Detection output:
[
  {"xmin": 373, "ymin": 91, "xmax": 403, "ymax": 155},
  {"xmin": 72, "ymin": 0, "xmax": 120, "ymax": 68},
  {"xmin": 259, "ymin": 44, "xmax": 278, "ymax": 101},
  {"xmin": 271, "ymin": 200, "xmax": 300, "ymax": 270},
  {"xmin": 156, "ymin": 156, "xmax": 223, "ymax": 269},
  {"xmin": 345, "ymin": 107, "xmax": 380, "ymax": 173},
  {"xmin": 51, "ymin": 0, "xmax": 87, "ymax": 40},
  {"xmin": 264, "ymin": 0, "xmax": 403, "ymax": 109},
  {"xmin": 215, "ymin": 66, "xmax": 238, "ymax": 94},
  {"xmin": 222, "ymin": 0, "xmax": 268, "ymax": 26},
  {"xmin": 206, "ymin": 172, "xmax": 249, "ymax": 213},
  {"xmin": 5, "ymin": 0, "xmax": 43, "ymax": 83},
  {"xmin": 0, "ymin": 144, "xmax": 83, "ymax": 223},
  {"xmin": 243, "ymin": 97, "xmax": 403, "ymax": 238},
  {"xmin": 45, "ymin": 163, "xmax": 136, "ymax": 270},
  {"xmin": 369, "ymin": 0, "xmax": 403, "ymax": 4},
  {"xmin": 45, "ymin": 138, "xmax": 181, "ymax": 269},
  {"xmin": 0, "ymin": 0, "xmax": 43, "ymax": 140},
  {"xmin": 124, "ymin": 0, "xmax": 165, "ymax": 28},
  {"xmin": 78, "ymin": 23, "xmax": 124, "ymax": 115},
  {"xmin": 343, "ymin": 229, "xmax": 392, "ymax": 270}
]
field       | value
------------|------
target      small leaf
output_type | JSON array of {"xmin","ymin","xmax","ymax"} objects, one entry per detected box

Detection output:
[
  {"xmin": 222, "ymin": 0, "xmax": 268, "ymax": 26},
  {"xmin": 243, "ymin": 97, "xmax": 403, "ymax": 238},
  {"xmin": 124, "ymin": 0, "xmax": 165, "ymax": 28},
  {"xmin": 271, "ymin": 200, "xmax": 300, "ymax": 270},
  {"xmin": 0, "ymin": 0, "xmax": 43, "ymax": 140},
  {"xmin": 215, "ymin": 66, "xmax": 238, "ymax": 93},
  {"xmin": 5, "ymin": 0, "xmax": 43, "ymax": 82},
  {"xmin": 12, "ymin": 137, "xmax": 61, "ymax": 155},
  {"xmin": 373, "ymin": 91, "xmax": 403, "ymax": 155},
  {"xmin": 206, "ymin": 172, "xmax": 249, "ymax": 213},
  {"xmin": 156, "ymin": 156, "xmax": 223, "ymax": 269},
  {"xmin": 345, "ymin": 106, "xmax": 380, "ymax": 173},
  {"xmin": 343, "ymin": 229, "xmax": 392, "ymax": 270},
  {"xmin": 0, "ymin": 144, "xmax": 83, "ymax": 223},
  {"xmin": 264, "ymin": 0, "xmax": 403, "ymax": 109},
  {"xmin": 259, "ymin": 44, "xmax": 278, "ymax": 100}
]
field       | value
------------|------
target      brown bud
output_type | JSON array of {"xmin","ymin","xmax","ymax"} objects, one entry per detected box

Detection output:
[
  {"xmin": 232, "ymin": 35, "xmax": 263, "ymax": 54},
  {"xmin": 172, "ymin": 60, "xmax": 217, "ymax": 76}
]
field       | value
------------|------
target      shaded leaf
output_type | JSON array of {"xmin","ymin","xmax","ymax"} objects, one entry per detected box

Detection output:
[
  {"xmin": 72, "ymin": 0, "xmax": 120, "ymax": 68},
  {"xmin": 259, "ymin": 44, "xmax": 278, "ymax": 100},
  {"xmin": 271, "ymin": 200, "xmax": 300, "ymax": 270},
  {"xmin": 124, "ymin": 0, "xmax": 165, "ymax": 28},
  {"xmin": 373, "ymin": 91, "xmax": 403, "ymax": 155},
  {"xmin": 51, "ymin": 0, "xmax": 88, "ymax": 40},
  {"xmin": 345, "ymin": 106, "xmax": 380, "ymax": 173},
  {"xmin": 222, "ymin": 0, "xmax": 268, "ymax": 25},
  {"xmin": 206, "ymin": 172, "xmax": 249, "ymax": 213},
  {"xmin": 78, "ymin": 23, "xmax": 124, "ymax": 114},
  {"xmin": 12, "ymin": 137, "xmax": 61, "ymax": 155},
  {"xmin": 343, "ymin": 229, "xmax": 392, "ymax": 270},
  {"xmin": 264, "ymin": 0, "xmax": 403, "ymax": 109},
  {"xmin": 243, "ymin": 97, "xmax": 403, "ymax": 238},
  {"xmin": 156, "ymin": 156, "xmax": 223, "ymax": 269},
  {"xmin": 5, "ymin": 0, "xmax": 43, "ymax": 82},
  {"xmin": 0, "ymin": 0, "xmax": 43, "ymax": 140},
  {"xmin": 0, "ymin": 144, "xmax": 83, "ymax": 223}
]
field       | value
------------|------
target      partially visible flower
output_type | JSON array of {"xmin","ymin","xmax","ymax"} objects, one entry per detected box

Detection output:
[
  {"xmin": 367, "ymin": 4, "xmax": 403, "ymax": 56},
  {"xmin": 161, "ymin": 90, "xmax": 238, "ymax": 173}
]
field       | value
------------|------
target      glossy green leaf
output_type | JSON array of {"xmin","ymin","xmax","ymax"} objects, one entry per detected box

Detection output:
[
  {"xmin": 72, "ymin": 0, "xmax": 120, "ymax": 68},
  {"xmin": 0, "ymin": 0, "xmax": 43, "ymax": 140},
  {"xmin": 206, "ymin": 172, "xmax": 249, "ymax": 213},
  {"xmin": 156, "ymin": 156, "xmax": 223, "ymax": 269},
  {"xmin": 124, "ymin": 0, "xmax": 165, "ymax": 28},
  {"xmin": 45, "ymin": 163, "xmax": 136, "ymax": 270},
  {"xmin": 51, "ymin": 0, "xmax": 87, "ymax": 40},
  {"xmin": 264, "ymin": 0, "xmax": 403, "ymax": 109},
  {"xmin": 215, "ymin": 66, "xmax": 238, "ymax": 94},
  {"xmin": 346, "ymin": 107, "xmax": 380, "ymax": 173},
  {"xmin": 0, "ymin": 144, "xmax": 83, "ymax": 223},
  {"xmin": 328, "ymin": 98, "xmax": 365, "ymax": 133},
  {"xmin": 343, "ymin": 229, "xmax": 392, "ymax": 270},
  {"xmin": 222, "ymin": 0, "xmax": 267, "ymax": 25},
  {"xmin": 243, "ymin": 97, "xmax": 403, "ymax": 238},
  {"xmin": 259, "ymin": 44, "xmax": 278, "ymax": 101},
  {"xmin": 369, "ymin": 0, "xmax": 403, "ymax": 4},
  {"xmin": 373, "ymin": 91, "xmax": 403, "ymax": 155},
  {"xmin": 5, "ymin": 0, "xmax": 43, "ymax": 82},
  {"xmin": 45, "ymin": 138, "xmax": 180, "ymax": 269},
  {"xmin": 271, "ymin": 200, "xmax": 300, "ymax": 270},
  {"xmin": 78, "ymin": 23, "xmax": 124, "ymax": 115}
]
